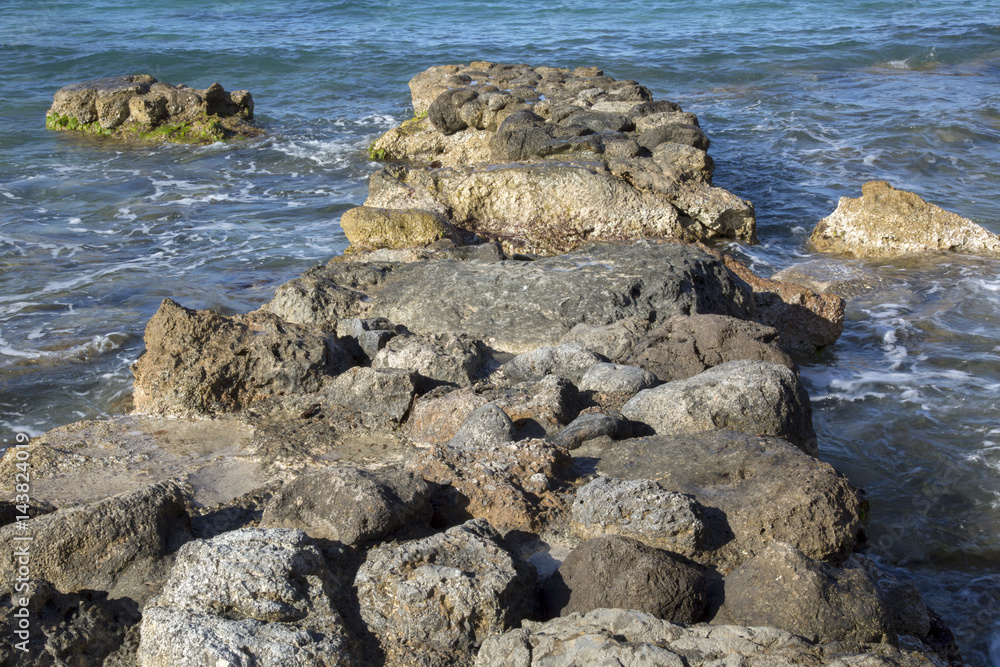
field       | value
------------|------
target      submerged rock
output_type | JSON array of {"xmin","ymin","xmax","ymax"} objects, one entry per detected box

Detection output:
[
  {"xmin": 46, "ymin": 75, "xmax": 261, "ymax": 143},
  {"xmin": 810, "ymin": 180, "xmax": 1000, "ymax": 258}
]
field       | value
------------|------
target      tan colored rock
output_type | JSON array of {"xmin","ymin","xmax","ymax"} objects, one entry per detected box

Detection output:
[
  {"xmin": 339, "ymin": 205, "xmax": 461, "ymax": 251},
  {"xmin": 810, "ymin": 180, "xmax": 1000, "ymax": 258}
]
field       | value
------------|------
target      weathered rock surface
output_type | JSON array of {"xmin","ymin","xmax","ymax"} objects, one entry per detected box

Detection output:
[
  {"xmin": 265, "ymin": 240, "xmax": 755, "ymax": 354},
  {"xmin": 0, "ymin": 480, "xmax": 191, "ymax": 605},
  {"xmin": 625, "ymin": 313, "xmax": 793, "ymax": 382},
  {"xmin": 446, "ymin": 403, "xmax": 517, "ymax": 449},
  {"xmin": 138, "ymin": 527, "xmax": 354, "ymax": 666},
  {"xmin": 772, "ymin": 257, "xmax": 886, "ymax": 298},
  {"xmin": 365, "ymin": 62, "xmax": 755, "ymax": 253},
  {"xmin": 719, "ymin": 542, "xmax": 896, "ymax": 645},
  {"xmin": 132, "ymin": 298, "xmax": 348, "ymax": 416},
  {"xmin": 340, "ymin": 206, "xmax": 463, "ymax": 251},
  {"xmin": 47, "ymin": 75, "xmax": 261, "ymax": 143},
  {"xmin": 371, "ymin": 332, "xmax": 487, "ymax": 390},
  {"xmin": 550, "ymin": 411, "xmax": 629, "ymax": 450},
  {"xmin": 543, "ymin": 535, "xmax": 707, "ymax": 623},
  {"xmin": 260, "ymin": 465, "xmax": 433, "ymax": 545},
  {"xmin": 475, "ymin": 608, "xmax": 939, "ymax": 667},
  {"xmin": 354, "ymin": 519, "xmax": 535, "ymax": 664},
  {"xmin": 577, "ymin": 362, "xmax": 658, "ymax": 395},
  {"xmin": 501, "ymin": 343, "xmax": 606, "ymax": 384},
  {"xmin": 622, "ymin": 359, "xmax": 818, "ymax": 456},
  {"xmin": 811, "ymin": 180, "xmax": 1000, "ymax": 258},
  {"xmin": 571, "ymin": 476, "xmax": 705, "ymax": 552},
  {"xmin": 594, "ymin": 431, "xmax": 865, "ymax": 571},
  {"xmin": 557, "ymin": 316, "xmax": 651, "ymax": 362}
]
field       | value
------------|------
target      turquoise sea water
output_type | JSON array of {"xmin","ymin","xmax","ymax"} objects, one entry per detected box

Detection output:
[{"xmin": 2, "ymin": 1, "xmax": 999, "ymax": 663}]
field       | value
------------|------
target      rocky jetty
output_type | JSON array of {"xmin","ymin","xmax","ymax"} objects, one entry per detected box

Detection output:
[
  {"xmin": 1, "ymin": 65, "xmax": 963, "ymax": 666},
  {"xmin": 46, "ymin": 75, "xmax": 262, "ymax": 144},
  {"xmin": 810, "ymin": 180, "xmax": 1000, "ymax": 258}
]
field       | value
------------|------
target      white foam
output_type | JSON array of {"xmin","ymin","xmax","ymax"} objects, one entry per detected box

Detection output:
[
  {"xmin": 275, "ymin": 138, "xmax": 359, "ymax": 167},
  {"xmin": 0, "ymin": 333, "xmax": 126, "ymax": 364}
]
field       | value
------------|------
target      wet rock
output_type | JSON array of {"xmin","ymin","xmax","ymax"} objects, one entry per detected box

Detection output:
[
  {"xmin": 46, "ymin": 75, "xmax": 261, "ymax": 143},
  {"xmin": 578, "ymin": 361, "xmax": 658, "ymax": 395},
  {"xmin": 571, "ymin": 476, "xmax": 705, "ymax": 552},
  {"xmin": 132, "ymin": 298, "xmax": 348, "ymax": 416},
  {"xmin": 720, "ymin": 541, "xmax": 896, "ymax": 645},
  {"xmin": 550, "ymin": 411, "xmax": 627, "ymax": 450},
  {"xmin": 595, "ymin": 431, "xmax": 865, "ymax": 571},
  {"xmin": 413, "ymin": 439, "xmax": 572, "ymax": 534},
  {"xmin": 625, "ymin": 313, "xmax": 794, "ymax": 382},
  {"xmin": 447, "ymin": 403, "xmax": 517, "ymax": 449},
  {"xmin": 622, "ymin": 359, "xmax": 818, "ymax": 456},
  {"xmin": 501, "ymin": 343, "xmax": 606, "ymax": 384},
  {"xmin": 0, "ymin": 481, "xmax": 191, "ymax": 605},
  {"xmin": 543, "ymin": 535, "xmax": 707, "ymax": 623},
  {"xmin": 636, "ymin": 123, "xmax": 710, "ymax": 151},
  {"xmin": 371, "ymin": 332, "xmax": 487, "ymax": 391},
  {"xmin": 354, "ymin": 519, "xmax": 536, "ymax": 665},
  {"xmin": 810, "ymin": 180, "xmax": 1000, "ymax": 258},
  {"xmin": 260, "ymin": 466, "xmax": 433, "ymax": 545},
  {"xmin": 772, "ymin": 257, "xmax": 886, "ymax": 299},
  {"xmin": 339, "ymin": 206, "xmax": 462, "ymax": 251},
  {"xmin": 138, "ymin": 527, "xmax": 354, "ymax": 666}
]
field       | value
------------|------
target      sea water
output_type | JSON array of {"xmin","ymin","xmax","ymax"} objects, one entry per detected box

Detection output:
[{"xmin": 1, "ymin": 1, "xmax": 998, "ymax": 662}]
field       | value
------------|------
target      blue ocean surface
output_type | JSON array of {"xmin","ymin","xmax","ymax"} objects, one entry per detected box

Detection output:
[{"xmin": 2, "ymin": 1, "xmax": 999, "ymax": 663}]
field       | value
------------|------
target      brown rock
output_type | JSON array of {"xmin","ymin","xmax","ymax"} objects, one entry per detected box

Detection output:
[{"xmin": 339, "ymin": 206, "xmax": 462, "ymax": 251}]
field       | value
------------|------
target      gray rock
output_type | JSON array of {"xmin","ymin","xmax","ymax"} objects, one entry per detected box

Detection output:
[
  {"xmin": 138, "ymin": 527, "xmax": 353, "ymax": 666},
  {"xmin": 595, "ymin": 431, "xmax": 865, "ymax": 572},
  {"xmin": 0, "ymin": 480, "xmax": 191, "ymax": 605},
  {"xmin": 321, "ymin": 366, "xmax": 417, "ymax": 423},
  {"xmin": 772, "ymin": 258, "xmax": 886, "ymax": 299},
  {"xmin": 557, "ymin": 317, "xmax": 650, "ymax": 362},
  {"xmin": 448, "ymin": 403, "xmax": 517, "ymax": 449},
  {"xmin": 354, "ymin": 519, "xmax": 536, "ymax": 664},
  {"xmin": 502, "ymin": 343, "xmax": 606, "ymax": 384},
  {"xmin": 625, "ymin": 314, "xmax": 794, "ymax": 382},
  {"xmin": 371, "ymin": 332, "xmax": 486, "ymax": 390},
  {"xmin": 578, "ymin": 362, "xmax": 658, "ymax": 395},
  {"xmin": 260, "ymin": 466, "xmax": 433, "ymax": 545},
  {"xmin": 550, "ymin": 412, "xmax": 627, "ymax": 450},
  {"xmin": 622, "ymin": 359, "xmax": 817, "ymax": 456},
  {"xmin": 856, "ymin": 556, "xmax": 933, "ymax": 640},
  {"xmin": 721, "ymin": 541, "xmax": 896, "ymax": 645},
  {"xmin": 571, "ymin": 476, "xmax": 705, "ymax": 552}
]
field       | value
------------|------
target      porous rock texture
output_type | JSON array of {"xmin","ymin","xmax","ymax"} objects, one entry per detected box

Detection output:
[
  {"xmin": 811, "ymin": 180, "xmax": 1000, "ymax": 258},
  {"xmin": 363, "ymin": 62, "xmax": 756, "ymax": 254},
  {"xmin": 47, "ymin": 74, "xmax": 261, "ymax": 143}
]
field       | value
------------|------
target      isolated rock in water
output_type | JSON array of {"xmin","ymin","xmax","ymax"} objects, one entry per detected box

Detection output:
[
  {"xmin": 367, "ymin": 62, "xmax": 755, "ymax": 253},
  {"xmin": 811, "ymin": 180, "xmax": 1000, "ymax": 258},
  {"xmin": 0, "ymin": 481, "xmax": 191, "ymax": 605},
  {"xmin": 355, "ymin": 519, "xmax": 535, "ymax": 665},
  {"xmin": 475, "ymin": 608, "xmax": 932, "ymax": 667},
  {"xmin": 260, "ymin": 466, "xmax": 433, "ymax": 545},
  {"xmin": 132, "ymin": 298, "xmax": 349, "ymax": 416},
  {"xmin": 625, "ymin": 314, "xmax": 793, "ymax": 382},
  {"xmin": 413, "ymin": 439, "xmax": 571, "ymax": 534},
  {"xmin": 138, "ymin": 528, "xmax": 354, "ymax": 666},
  {"xmin": 501, "ymin": 343, "xmax": 606, "ymax": 384},
  {"xmin": 571, "ymin": 476, "xmax": 705, "ymax": 553},
  {"xmin": 46, "ymin": 75, "xmax": 261, "ymax": 143},
  {"xmin": 266, "ymin": 240, "xmax": 755, "ymax": 354},
  {"xmin": 596, "ymin": 431, "xmax": 865, "ymax": 572},
  {"xmin": 720, "ymin": 542, "xmax": 896, "ymax": 645},
  {"xmin": 339, "ymin": 206, "xmax": 463, "ymax": 251},
  {"xmin": 772, "ymin": 258, "xmax": 886, "ymax": 299},
  {"xmin": 622, "ymin": 359, "xmax": 817, "ymax": 456}
]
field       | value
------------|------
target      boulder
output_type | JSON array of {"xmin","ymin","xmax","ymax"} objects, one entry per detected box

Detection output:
[
  {"xmin": 339, "ymin": 206, "xmax": 462, "ymax": 251},
  {"xmin": 447, "ymin": 403, "xmax": 517, "ymax": 449},
  {"xmin": 46, "ymin": 75, "xmax": 261, "ymax": 143},
  {"xmin": 621, "ymin": 359, "xmax": 817, "ymax": 456},
  {"xmin": 810, "ymin": 180, "xmax": 1000, "ymax": 258},
  {"xmin": 132, "ymin": 298, "xmax": 349, "ymax": 416},
  {"xmin": 412, "ymin": 439, "xmax": 572, "ymax": 534},
  {"xmin": 354, "ymin": 519, "xmax": 535, "ymax": 664},
  {"xmin": 571, "ymin": 476, "xmax": 705, "ymax": 553},
  {"xmin": 0, "ymin": 481, "xmax": 191, "ymax": 605},
  {"xmin": 501, "ymin": 343, "xmax": 606, "ymax": 384},
  {"xmin": 371, "ymin": 332, "xmax": 487, "ymax": 391},
  {"xmin": 625, "ymin": 314, "xmax": 793, "ymax": 382},
  {"xmin": 543, "ymin": 535, "xmax": 707, "ymax": 623},
  {"xmin": 577, "ymin": 362, "xmax": 658, "ymax": 395},
  {"xmin": 260, "ymin": 466, "xmax": 433, "ymax": 545},
  {"xmin": 720, "ymin": 542, "xmax": 896, "ymax": 645},
  {"xmin": 138, "ymin": 527, "xmax": 354, "ymax": 666},
  {"xmin": 319, "ymin": 366, "xmax": 417, "ymax": 423},
  {"xmin": 772, "ymin": 258, "xmax": 886, "ymax": 298},
  {"xmin": 550, "ymin": 412, "xmax": 628, "ymax": 450},
  {"xmin": 557, "ymin": 316, "xmax": 651, "ymax": 362},
  {"xmin": 595, "ymin": 431, "xmax": 865, "ymax": 571}
]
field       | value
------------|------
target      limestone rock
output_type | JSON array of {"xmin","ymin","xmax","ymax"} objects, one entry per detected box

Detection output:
[
  {"xmin": 0, "ymin": 481, "xmax": 191, "ymax": 605},
  {"xmin": 720, "ymin": 541, "xmax": 896, "ymax": 645},
  {"xmin": 550, "ymin": 412, "xmax": 628, "ymax": 450},
  {"xmin": 772, "ymin": 258, "xmax": 886, "ymax": 298},
  {"xmin": 47, "ymin": 75, "xmax": 261, "ymax": 143},
  {"xmin": 578, "ymin": 362, "xmax": 658, "ymax": 395},
  {"xmin": 625, "ymin": 314, "xmax": 793, "ymax": 382},
  {"xmin": 501, "ymin": 343, "xmax": 606, "ymax": 384},
  {"xmin": 447, "ymin": 403, "xmax": 516, "ymax": 449},
  {"xmin": 557, "ymin": 316, "xmax": 651, "ymax": 362},
  {"xmin": 138, "ymin": 527, "xmax": 354, "ymax": 666},
  {"xmin": 810, "ymin": 180, "xmax": 1000, "ymax": 258},
  {"xmin": 319, "ymin": 366, "xmax": 417, "ymax": 423},
  {"xmin": 543, "ymin": 535, "xmax": 707, "ymax": 623},
  {"xmin": 371, "ymin": 332, "xmax": 487, "ymax": 391},
  {"xmin": 622, "ymin": 359, "xmax": 817, "ymax": 456},
  {"xmin": 354, "ymin": 519, "xmax": 535, "ymax": 664},
  {"xmin": 132, "ymin": 298, "xmax": 348, "ymax": 416},
  {"xmin": 595, "ymin": 431, "xmax": 865, "ymax": 571},
  {"xmin": 339, "ymin": 206, "xmax": 462, "ymax": 251},
  {"xmin": 260, "ymin": 466, "xmax": 433, "ymax": 545}
]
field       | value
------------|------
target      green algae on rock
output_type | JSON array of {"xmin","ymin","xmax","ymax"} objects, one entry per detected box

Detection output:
[{"xmin": 46, "ymin": 75, "xmax": 262, "ymax": 144}]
